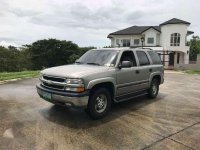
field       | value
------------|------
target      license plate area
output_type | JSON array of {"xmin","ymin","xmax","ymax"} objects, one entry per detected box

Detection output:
[{"xmin": 41, "ymin": 91, "xmax": 52, "ymax": 101}]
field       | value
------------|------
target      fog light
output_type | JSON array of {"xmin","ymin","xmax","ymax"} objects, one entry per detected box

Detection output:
[{"xmin": 65, "ymin": 87, "xmax": 85, "ymax": 93}]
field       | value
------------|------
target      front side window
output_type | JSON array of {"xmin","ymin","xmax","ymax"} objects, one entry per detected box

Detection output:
[
  {"xmin": 76, "ymin": 50, "xmax": 119, "ymax": 66},
  {"xmin": 120, "ymin": 51, "xmax": 136, "ymax": 67},
  {"xmin": 122, "ymin": 39, "xmax": 130, "ymax": 47},
  {"xmin": 136, "ymin": 51, "xmax": 150, "ymax": 66},
  {"xmin": 147, "ymin": 37, "xmax": 154, "ymax": 44},
  {"xmin": 170, "ymin": 33, "xmax": 180, "ymax": 46}
]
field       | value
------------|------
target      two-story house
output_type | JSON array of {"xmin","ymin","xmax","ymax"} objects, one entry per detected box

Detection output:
[{"xmin": 107, "ymin": 18, "xmax": 194, "ymax": 68}]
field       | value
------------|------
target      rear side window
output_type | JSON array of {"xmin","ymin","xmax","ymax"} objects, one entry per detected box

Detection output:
[
  {"xmin": 136, "ymin": 51, "xmax": 150, "ymax": 66},
  {"xmin": 147, "ymin": 51, "xmax": 162, "ymax": 64}
]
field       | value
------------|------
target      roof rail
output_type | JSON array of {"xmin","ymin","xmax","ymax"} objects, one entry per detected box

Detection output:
[{"xmin": 130, "ymin": 47, "xmax": 153, "ymax": 50}]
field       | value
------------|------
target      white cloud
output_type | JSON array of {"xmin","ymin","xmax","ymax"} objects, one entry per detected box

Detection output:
[
  {"xmin": 0, "ymin": 40, "xmax": 19, "ymax": 48},
  {"xmin": 0, "ymin": 0, "xmax": 199, "ymax": 47}
]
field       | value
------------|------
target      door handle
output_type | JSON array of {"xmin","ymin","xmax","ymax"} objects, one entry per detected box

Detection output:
[
  {"xmin": 136, "ymin": 70, "xmax": 140, "ymax": 74},
  {"xmin": 149, "ymin": 69, "xmax": 152, "ymax": 72}
]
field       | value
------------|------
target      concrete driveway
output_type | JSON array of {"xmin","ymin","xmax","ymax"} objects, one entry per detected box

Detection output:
[{"xmin": 0, "ymin": 71, "xmax": 200, "ymax": 150}]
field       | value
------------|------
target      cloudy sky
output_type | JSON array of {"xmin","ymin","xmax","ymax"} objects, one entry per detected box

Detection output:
[{"xmin": 0, "ymin": 0, "xmax": 199, "ymax": 47}]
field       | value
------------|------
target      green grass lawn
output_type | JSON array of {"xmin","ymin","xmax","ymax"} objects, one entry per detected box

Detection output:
[
  {"xmin": 184, "ymin": 70, "xmax": 200, "ymax": 74},
  {"xmin": 0, "ymin": 71, "xmax": 40, "ymax": 81}
]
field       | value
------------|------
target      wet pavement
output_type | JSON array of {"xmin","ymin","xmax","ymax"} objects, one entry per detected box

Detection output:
[{"xmin": 0, "ymin": 71, "xmax": 200, "ymax": 150}]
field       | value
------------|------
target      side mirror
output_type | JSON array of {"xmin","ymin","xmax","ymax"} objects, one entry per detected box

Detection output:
[{"xmin": 119, "ymin": 61, "xmax": 132, "ymax": 69}]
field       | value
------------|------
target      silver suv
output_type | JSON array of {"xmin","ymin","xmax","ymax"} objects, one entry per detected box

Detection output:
[{"xmin": 36, "ymin": 48, "xmax": 164, "ymax": 119}]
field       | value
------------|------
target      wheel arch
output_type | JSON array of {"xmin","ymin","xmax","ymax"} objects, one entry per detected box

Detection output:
[
  {"xmin": 150, "ymin": 73, "xmax": 161, "ymax": 85},
  {"xmin": 87, "ymin": 78, "xmax": 116, "ymax": 100}
]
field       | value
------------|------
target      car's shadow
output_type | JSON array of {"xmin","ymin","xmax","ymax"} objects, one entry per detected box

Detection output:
[{"xmin": 39, "ymin": 93, "xmax": 167, "ymax": 129}]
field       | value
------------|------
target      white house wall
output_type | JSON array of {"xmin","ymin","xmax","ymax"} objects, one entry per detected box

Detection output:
[
  {"xmin": 109, "ymin": 22, "xmax": 191, "ymax": 65},
  {"xmin": 111, "ymin": 38, "xmax": 114, "ymax": 47},
  {"xmin": 111, "ymin": 35, "xmax": 143, "ymax": 47},
  {"xmin": 156, "ymin": 34, "xmax": 160, "ymax": 46},
  {"xmin": 160, "ymin": 24, "xmax": 189, "ymax": 52},
  {"xmin": 142, "ymin": 28, "xmax": 160, "ymax": 46}
]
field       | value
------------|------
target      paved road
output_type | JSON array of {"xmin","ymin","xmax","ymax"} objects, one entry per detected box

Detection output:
[{"xmin": 0, "ymin": 72, "xmax": 200, "ymax": 150}]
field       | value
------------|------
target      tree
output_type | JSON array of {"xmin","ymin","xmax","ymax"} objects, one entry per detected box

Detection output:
[
  {"xmin": 189, "ymin": 36, "xmax": 200, "ymax": 61},
  {"xmin": 78, "ymin": 46, "xmax": 96, "ymax": 55},
  {"xmin": 0, "ymin": 39, "xmax": 96, "ymax": 72},
  {"xmin": 25, "ymin": 39, "xmax": 79, "ymax": 70},
  {"xmin": 0, "ymin": 46, "xmax": 23, "ymax": 72}
]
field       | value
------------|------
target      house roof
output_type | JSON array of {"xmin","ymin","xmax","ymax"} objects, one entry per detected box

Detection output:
[
  {"xmin": 187, "ymin": 31, "xmax": 194, "ymax": 35},
  {"xmin": 107, "ymin": 18, "xmax": 192, "ymax": 38},
  {"xmin": 160, "ymin": 18, "xmax": 190, "ymax": 26},
  {"xmin": 107, "ymin": 26, "xmax": 160, "ymax": 38}
]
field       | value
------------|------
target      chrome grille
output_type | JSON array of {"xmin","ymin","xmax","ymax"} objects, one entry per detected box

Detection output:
[
  {"xmin": 41, "ymin": 75, "xmax": 66, "ymax": 90},
  {"xmin": 43, "ymin": 75, "xmax": 65, "ymax": 82},
  {"xmin": 43, "ymin": 82, "xmax": 64, "ymax": 90}
]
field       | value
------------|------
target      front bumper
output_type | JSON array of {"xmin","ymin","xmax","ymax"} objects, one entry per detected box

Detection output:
[{"xmin": 36, "ymin": 84, "xmax": 89, "ymax": 108}]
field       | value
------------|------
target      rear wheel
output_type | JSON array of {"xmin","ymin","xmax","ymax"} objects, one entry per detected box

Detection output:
[
  {"xmin": 87, "ymin": 88, "xmax": 111, "ymax": 119},
  {"xmin": 147, "ymin": 78, "xmax": 159, "ymax": 99}
]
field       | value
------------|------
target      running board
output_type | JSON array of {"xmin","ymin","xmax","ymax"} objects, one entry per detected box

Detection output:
[{"xmin": 114, "ymin": 90, "xmax": 148, "ymax": 103}]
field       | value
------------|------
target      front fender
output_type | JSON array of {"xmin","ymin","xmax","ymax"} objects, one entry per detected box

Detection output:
[{"xmin": 87, "ymin": 77, "xmax": 116, "ymax": 90}]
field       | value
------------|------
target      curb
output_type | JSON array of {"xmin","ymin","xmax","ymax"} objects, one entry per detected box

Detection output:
[{"xmin": 0, "ymin": 77, "xmax": 37, "ymax": 85}]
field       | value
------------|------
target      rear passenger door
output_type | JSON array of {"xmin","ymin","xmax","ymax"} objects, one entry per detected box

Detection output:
[{"xmin": 135, "ymin": 51, "xmax": 152, "ymax": 89}]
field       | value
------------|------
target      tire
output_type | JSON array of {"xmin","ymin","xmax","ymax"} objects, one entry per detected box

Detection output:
[
  {"xmin": 87, "ymin": 88, "xmax": 111, "ymax": 119},
  {"xmin": 147, "ymin": 78, "xmax": 159, "ymax": 99}
]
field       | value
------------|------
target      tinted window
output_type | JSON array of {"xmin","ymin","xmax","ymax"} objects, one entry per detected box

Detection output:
[
  {"xmin": 170, "ymin": 33, "xmax": 180, "ymax": 46},
  {"xmin": 122, "ymin": 39, "xmax": 130, "ymax": 47},
  {"xmin": 147, "ymin": 51, "xmax": 162, "ymax": 64},
  {"xmin": 134, "ymin": 39, "xmax": 140, "ymax": 45},
  {"xmin": 136, "ymin": 51, "xmax": 150, "ymax": 66},
  {"xmin": 116, "ymin": 39, "xmax": 119, "ymax": 44},
  {"xmin": 147, "ymin": 37, "xmax": 154, "ymax": 44},
  {"xmin": 120, "ymin": 51, "xmax": 136, "ymax": 67}
]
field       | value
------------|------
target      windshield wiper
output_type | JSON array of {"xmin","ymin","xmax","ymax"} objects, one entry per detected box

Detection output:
[{"xmin": 86, "ymin": 62, "xmax": 100, "ymax": 66}]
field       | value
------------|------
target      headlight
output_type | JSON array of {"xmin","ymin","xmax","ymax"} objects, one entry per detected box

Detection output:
[
  {"xmin": 65, "ymin": 78, "xmax": 84, "ymax": 84},
  {"xmin": 39, "ymin": 73, "xmax": 43, "ymax": 80},
  {"xmin": 65, "ymin": 78, "xmax": 85, "ymax": 92}
]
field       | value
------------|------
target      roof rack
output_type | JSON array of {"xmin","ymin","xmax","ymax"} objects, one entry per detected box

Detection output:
[{"xmin": 130, "ymin": 47, "xmax": 153, "ymax": 50}]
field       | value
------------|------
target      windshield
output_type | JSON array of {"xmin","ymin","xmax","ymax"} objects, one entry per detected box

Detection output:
[{"xmin": 76, "ymin": 50, "xmax": 119, "ymax": 66}]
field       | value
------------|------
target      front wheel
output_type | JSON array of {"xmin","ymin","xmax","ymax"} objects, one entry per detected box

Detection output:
[
  {"xmin": 147, "ymin": 79, "xmax": 159, "ymax": 99},
  {"xmin": 87, "ymin": 88, "xmax": 111, "ymax": 119}
]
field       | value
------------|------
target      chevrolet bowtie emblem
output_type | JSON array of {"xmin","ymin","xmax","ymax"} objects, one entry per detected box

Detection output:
[{"xmin": 46, "ymin": 80, "xmax": 53, "ymax": 84}]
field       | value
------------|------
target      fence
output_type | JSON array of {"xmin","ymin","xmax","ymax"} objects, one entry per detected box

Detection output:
[{"xmin": 175, "ymin": 54, "xmax": 200, "ymax": 70}]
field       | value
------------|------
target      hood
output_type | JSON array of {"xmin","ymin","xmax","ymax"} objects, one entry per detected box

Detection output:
[{"xmin": 41, "ymin": 64, "xmax": 109, "ymax": 78}]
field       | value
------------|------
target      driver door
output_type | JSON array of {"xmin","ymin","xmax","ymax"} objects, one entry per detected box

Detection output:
[{"xmin": 116, "ymin": 50, "xmax": 139, "ymax": 97}]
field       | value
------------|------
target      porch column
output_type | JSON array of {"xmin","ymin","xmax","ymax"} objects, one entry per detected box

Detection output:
[
  {"xmin": 174, "ymin": 52, "xmax": 177, "ymax": 65},
  {"xmin": 184, "ymin": 52, "xmax": 189, "ymax": 64},
  {"xmin": 197, "ymin": 54, "xmax": 200, "ymax": 64}
]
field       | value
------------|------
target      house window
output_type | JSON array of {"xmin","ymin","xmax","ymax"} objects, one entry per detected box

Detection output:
[
  {"xmin": 122, "ymin": 39, "xmax": 130, "ymax": 47},
  {"xmin": 170, "ymin": 33, "xmax": 180, "ymax": 46},
  {"xmin": 134, "ymin": 39, "xmax": 140, "ymax": 45},
  {"xmin": 147, "ymin": 37, "xmax": 154, "ymax": 44},
  {"xmin": 116, "ymin": 39, "xmax": 119, "ymax": 45}
]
